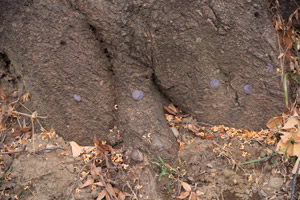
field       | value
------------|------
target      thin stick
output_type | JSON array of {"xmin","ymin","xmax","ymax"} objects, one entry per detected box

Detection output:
[
  {"xmin": 98, "ymin": 172, "xmax": 115, "ymax": 200},
  {"xmin": 291, "ymin": 160, "xmax": 300, "ymax": 200},
  {"xmin": 0, "ymin": 145, "xmax": 64, "ymax": 154},
  {"xmin": 167, "ymin": 121, "xmax": 214, "ymax": 127},
  {"xmin": 12, "ymin": 111, "xmax": 48, "ymax": 119},
  {"xmin": 126, "ymin": 181, "xmax": 139, "ymax": 200},
  {"xmin": 19, "ymin": 102, "xmax": 45, "ymax": 130}
]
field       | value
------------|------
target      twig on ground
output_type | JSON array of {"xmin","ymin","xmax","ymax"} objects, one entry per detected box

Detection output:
[
  {"xmin": 98, "ymin": 171, "xmax": 115, "ymax": 200},
  {"xmin": 167, "ymin": 121, "xmax": 214, "ymax": 127},
  {"xmin": 12, "ymin": 111, "xmax": 48, "ymax": 119},
  {"xmin": 19, "ymin": 102, "xmax": 45, "ymax": 130},
  {"xmin": 126, "ymin": 181, "xmax": 139, "ymax": 200},
  {"xmin": 0, "ymin": 145, "xmax": 64, "ymax": 154},
  {"xmin": 0, "ymin": 128, "xmax": 11, "ymax": 144},
  {"xmin": 291, "ymin": 160, "xmax": 300, "ymax": 200}
]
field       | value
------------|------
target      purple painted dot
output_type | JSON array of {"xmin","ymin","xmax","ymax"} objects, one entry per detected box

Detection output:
[
  {"xmin": 73, "ymin": 94, "xmax": 81, "ymax": 102},
  {"xmin": 266, "ymin": 64, "xmax": 274, "ymax": 73},
  {"xmin": 132, "ymin": 90, "xmax": 143, "ymax": 101},
  {"xmin": 244, "ymin": 85, "xmax": 253, "ymax": 95},
  {"xmin": 210, "ymin": 78, "xmax": 220, "ymax": 89}
]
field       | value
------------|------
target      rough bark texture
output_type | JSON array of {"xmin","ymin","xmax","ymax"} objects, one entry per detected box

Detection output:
[{"xmin": 0, "ymin": 0, "xmax": 284, "ymax": 157}]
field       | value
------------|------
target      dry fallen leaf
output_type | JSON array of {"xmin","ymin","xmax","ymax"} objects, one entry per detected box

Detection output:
[
  {"xmin": 282, "ymin": 116, "xmax": 300, "ymax": 130},
  {"xmin": 164, "ymin": 104, "xmax": 178, "ymax": 115},
  {"xmin": 292, "ymin": 157, "xmax": 300, "ymax": 174},
  {"xmin": 96, "ymin": 190, "xmax": 107, "ymax": 200},
  {"xmin": 266, "ymin": 117, "xmax": 283, "ymax": 131},
  {"xmin": 187, "ymin": 124, "xmax": 199, "ymax": 133},
  {"xmin": 93, "ymin": 134, "xmax": 100, "ymax": 146},
  {"xmin": 189, "ymin": 192, "xmax": 197, "ymax": 200},
  {"xmin": 177, "ymin": 191, "xmax": 190, "ymax": 199},
  {"xmin": 69, "ymin": 141, "xmax": 82, "ymax": 157},
  {"xmin": 182, "ymin": 182, "xmax": 192, "ymax": 192},
  {"xmin": 293, "ymin": 143, "xmax": 300, "ymax": 156},
  {"xmin": 80, "ymin": 178, "xmax": 94, "ymax": 188},
  {"xmin": 93, "ymin": 182, "xmax": 105, "ymax": 187},
  {"xmin": 22, "ymin": 93, "xmax": 30, "ymax": 102},
  {"xmin": 276, "ymin": 140, "xmax": 293, "ymax": 156},
  {"xmin": 118, "ymin": 191, "xmax": 126, "ymax": 200}
]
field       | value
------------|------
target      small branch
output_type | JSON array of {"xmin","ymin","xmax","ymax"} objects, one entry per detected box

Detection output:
[
  {"xmin": 98, "ymin": 172, "xmax": 115, "ymax": 200},
  {"xmin": 291, "ymin": 160, "xmax": 300, "ymax": 200},
  {"xmin": 0, "ymin": 145, "xmax": 64, "ymax": 155},
  {"xmin": 12, "ymin": 111, "xmax": 48, "ymax": 119},
  {"xmin": 167, "ymin": 121, "xmax": 214, "ymax": 127},
  {"xmin": 126, "ymin": 181, "xmax": 139, "ymax": 200}
]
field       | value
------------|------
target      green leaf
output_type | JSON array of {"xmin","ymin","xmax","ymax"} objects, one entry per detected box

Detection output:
[
  {"xmin": 287, "ymin": 72, "xmax": 300, "ymax": 85},
  {"xmin": 165, "ymin": 173, "xmax": 171, "ymax": 193},
  {"xmin": 158, "ymin": 156, "xmax": 165, "ymax": 165},
  {"xmin": 284, "ymin": 73, "xmax": 288, "ymax": 107},
  {"xmin": 159, "ymin": 167, "xmax": 167, "ymax": 181}
]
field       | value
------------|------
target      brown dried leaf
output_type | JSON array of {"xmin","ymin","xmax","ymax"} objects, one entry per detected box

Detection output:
[
  {"xmin": 31, "ymin": 111, "xmax": 37, "ymax": 119},
  {"xmin": 119, "ymin": 191, "xmax": 126, "ymax": 200},
  {"xmin": 93, "ymin": 182, "xmax": 105, "ymax": 187},
  {"xmin": 96, "ymin": 190, "xmax": 107, "ymax": 200},
  {"xmin": 266, "ymin": 117, "xmax": 283, "ymax": 130},
  {"xmin": 182, "ymin": 182, "xmax": 192, "ymax": 192},
  {"xmin": 177, "ymin": 191, "xmax": 190, "ymax": 199},
  {"xmin": 93, "ymin": 134, "xmax": 100, "ymax": 146},
  {"xmin": 164, "ymin": 104, "xmax": 178, "ymax": 115},
  {"xmin": 292, "ymin": 157, "xmax": 300, "ymax": 174},
  {"xmin": 287, "ymin": 8, "xmax": 299, "ymax": 28},
  {"xmin": 189, "ymin": 192, "xmax": 196, "ymax": 200},
  {"xmin": 282, "ymin": 116, "xmax": 300, "ymax": 129},
  {"xmin": 187, "ymin": 124, "xmax": 199, "ymax": 133},
  {"xmin": 292, "ymin": 143, "xmax": 300, "ymax": 157},
  {"xmin": 80, "ymin": 178, "xmax": 94, "ymax": 188},
  {"xmin": 22, "ymin": 93, "xmax": 30, "ymax": 102},
  {"xmin": 164, "ymin": 114, "xmax": 174, "ymax": 121},
  {"xmin": 0, "ymin": 88, "xmax": 7, "ymax": 100},
  {"xmin": 276, "ymin": 140, "xmax": 293, "ymax": 156},
  {"xmin": 12, "ymin": 126, "xmax": 32, "ymax": 137},
  {"xmin": 275, "ymin": 0, "xmax": 279, "ymax": 9},
  {"xmin": 107, "ymin": 183, "xmax": 118, "ymax": 199},
  {"xmin": 278, "ymin": 52, "xmax": 284, "ymax": 59},
  {"xmin": 69, "ymin": 141, "xmax": 82, "ymax": 157},
  {"xmin": 280, "ymin": 132, "xmax": 293, "ymax": 143}
]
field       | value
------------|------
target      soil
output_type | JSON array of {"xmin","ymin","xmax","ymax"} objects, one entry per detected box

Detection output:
[{"xmin": 1, "ymin": 111, "xmax": 300, "ymax": 200}]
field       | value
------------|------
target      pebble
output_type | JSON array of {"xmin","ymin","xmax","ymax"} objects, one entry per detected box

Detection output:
[
  {"xmin": 131, "ymin": 149, "xmax": 144, "ymax": 162},
  {"xmin": 267, "ymin": 64, "xmax": 274, "ymax": 73},
  {"xmin": 210, "ymin": 78, "xmax": 219, "ymax": 89},
  {"xmin": 243, "ymin": 85, "xmax": 253, "ymax": 95},
  {"xmin": 73, "ymin": 94, "xmax": 81, "ymax": 102},
  {"xmin": 132, "ymin": 90, "xmax": 143, "ymax": 101}
]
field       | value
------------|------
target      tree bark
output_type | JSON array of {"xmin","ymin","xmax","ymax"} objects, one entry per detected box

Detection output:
[{"xmin": 0, "ymin": 2, "xmax": 285, "ymax": 197}]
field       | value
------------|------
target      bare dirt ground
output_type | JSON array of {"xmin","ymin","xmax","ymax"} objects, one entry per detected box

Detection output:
[{"xmin": 1, "ymin": 100, "xmax": 299, "ymax": 200}]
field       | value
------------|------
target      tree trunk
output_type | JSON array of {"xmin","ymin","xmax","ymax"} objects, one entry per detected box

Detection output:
[{"xmin": 0, "ymin": 1, "xmax": 285, "ymax": 198}]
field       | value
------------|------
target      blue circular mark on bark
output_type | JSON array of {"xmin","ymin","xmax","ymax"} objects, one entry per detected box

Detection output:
[
  {"xmin": 210, "ymin": 78, "xmax": 220, "ymax": 89},
  {"xmin": 243, "ymin": 85, "xmax": 253, "ymax": 95},
  {"xmin": 266, "ymin": 64, "xmax": 274, "ymax": 73},
  {"xmin": 73, "ymin": 94, "xmax": 81, "ymax": 102},
  {"xmin": 132, "ymin": 90, "xmax": 144, "ymax": 101}
]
